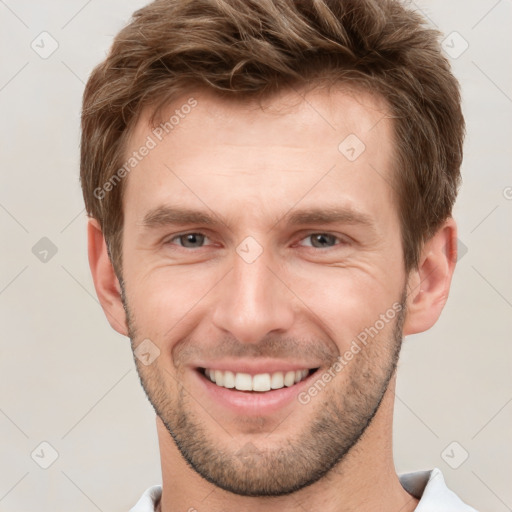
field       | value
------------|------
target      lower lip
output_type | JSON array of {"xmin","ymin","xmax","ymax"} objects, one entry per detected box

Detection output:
[{"xmin": 194, "ymin": 369, "xmax": 319, "ymax": 416}]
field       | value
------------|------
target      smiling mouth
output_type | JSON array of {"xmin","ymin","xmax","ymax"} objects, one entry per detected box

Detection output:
[{"xmin": 198, "ymin": 367, "xmax": 320, "ymax": 392}]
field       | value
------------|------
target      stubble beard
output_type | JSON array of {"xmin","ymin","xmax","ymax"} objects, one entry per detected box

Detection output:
[{"xmin": 121, "ymin": 283, "xmax": 406, "ymax": 497}]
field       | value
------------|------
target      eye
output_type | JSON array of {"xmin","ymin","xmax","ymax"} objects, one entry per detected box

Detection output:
[
  {"xmin": 164, "ymin": 232, "xmax": 346, "ymax": 250},
  {"xmin": 299, "ymin": 233, "xmax": 344, "ymax": 249},
  {"xmin": 167, "ymin": 232, "xmax": 209, "ymax": 248}
]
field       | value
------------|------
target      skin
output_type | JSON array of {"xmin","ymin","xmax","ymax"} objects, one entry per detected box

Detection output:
[{"xmin": 88, "ymin": 85, "xmax": 458, "ymax": 512}]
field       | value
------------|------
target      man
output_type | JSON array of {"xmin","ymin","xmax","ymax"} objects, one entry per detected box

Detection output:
[{"xmin": 80, "ymin": 0, "xmax": 477, "ymax": 510}]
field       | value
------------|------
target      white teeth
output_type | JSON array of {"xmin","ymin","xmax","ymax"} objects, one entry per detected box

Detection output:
[
  {"xmin": 253, "ymin": 373, "xmax": 271, "ymax": 392},
  {"xmin": 284, "ymin": 371, "xmax": 295, "ymax": 387},
  {"xmin": 235, "ymin": 372, "xmax": 253, "ymax": 391},
  {"xmin": 214, "ymin": 370, "xmax": 224, "ymax": 387},
  {"xmin": 270, "ymin": 372, "xmax": 284, "ymax": 389},
  {"xmin": 223, "ymin": 370, "xmax": 235, "ymax": 388},
  {"xmin": 204, "ymin": 368, "xmax": 311, "ymax": 392}
]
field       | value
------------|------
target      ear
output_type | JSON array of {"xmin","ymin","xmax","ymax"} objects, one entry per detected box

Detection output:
[
  {"xmin": 403, "ymin": 217, "xmax": 458, "ymax": 336},
  {"xmin": 87, "ymin": 218, "xmax": 128, "ymax": 336}
]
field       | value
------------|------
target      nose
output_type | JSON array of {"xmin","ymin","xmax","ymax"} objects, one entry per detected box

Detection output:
[{"xmin": 211, "ymin": 244, "xmax": 295, "ymax": 344}]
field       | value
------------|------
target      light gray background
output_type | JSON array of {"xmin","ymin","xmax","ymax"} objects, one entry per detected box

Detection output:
[{"xmin": 1, "ymin": 1, "xmax": 511, "ymax": 510}]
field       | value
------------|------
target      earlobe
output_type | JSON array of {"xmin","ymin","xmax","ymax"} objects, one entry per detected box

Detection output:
[
  {"xmin": 87, "ymin": 218, "xmax": 129, "ymax": 336},
  {"xmin": 403, "ymin": 218, "xmax": 458, "ymax": 336}
]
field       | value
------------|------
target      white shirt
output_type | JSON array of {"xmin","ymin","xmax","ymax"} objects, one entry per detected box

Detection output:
[{"xmin": 129, "ymin": 467, "xmax": 479, "ymax": 511}]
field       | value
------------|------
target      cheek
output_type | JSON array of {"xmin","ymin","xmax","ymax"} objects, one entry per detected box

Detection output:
[
  {"xmin": 127, "ymin": 265, "xmax": 221, "ymax": 332},
  {"xmin": 125, "ymin": 246, "xmax": 402, "ymax": 349},
  {"xmin": 290, "ymin": 265, "xmax": 399, "ymax": 346}
]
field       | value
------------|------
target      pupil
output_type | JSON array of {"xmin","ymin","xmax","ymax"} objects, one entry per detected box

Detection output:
[
  {"xmin": 183, "ymin": 233, "xmax": 203, "ymax": 247},
  {"xmin": 313, "ymin": 234, "xmax": 331, "ymax": 247}
]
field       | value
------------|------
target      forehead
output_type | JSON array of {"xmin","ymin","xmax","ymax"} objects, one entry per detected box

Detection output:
[
  {"xmin": 136, "ymin": 84, "xmax": 391, "ymax": 154},
  {"xmin": 122, "ymin": 84, "xmax": 397, "ymax": 229}
]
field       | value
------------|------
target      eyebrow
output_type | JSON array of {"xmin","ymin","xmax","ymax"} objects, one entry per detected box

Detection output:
[
  {"xmin": 141, "ymin": 206, "xmax": 216, "ymax": 228},
  {"xmin": 139, "ymin": 205, "xmax": 376, "ymax": 231}
]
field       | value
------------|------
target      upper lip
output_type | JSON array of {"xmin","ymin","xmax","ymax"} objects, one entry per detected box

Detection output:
[{"xmin": 194, "ymin": 358, "xmax": 321, "ymax": 376}]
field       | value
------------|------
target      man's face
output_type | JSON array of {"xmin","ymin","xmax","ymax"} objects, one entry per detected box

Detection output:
[{"xmin": 120, "ymin": 86, "xmax": 408, "ymax": 496}]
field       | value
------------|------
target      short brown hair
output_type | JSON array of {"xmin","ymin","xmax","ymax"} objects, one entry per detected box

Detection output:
[{"xmin": 80, "ymin": 0, "xmax": 464, "ymax": 279}]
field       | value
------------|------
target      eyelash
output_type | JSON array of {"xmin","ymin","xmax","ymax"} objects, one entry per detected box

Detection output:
[{"xmin": 164, "ymin": 232, "xmax": 348, "ymax": 250}]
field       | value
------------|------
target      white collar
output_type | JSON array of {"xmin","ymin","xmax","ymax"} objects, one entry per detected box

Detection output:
[
  {"xmin": 130, "ymin": 467, "xmax": 478, "ymax": 511},
  {"xmin": 399, "ymin": 467, "xmax": 478, "ymax": 511}
]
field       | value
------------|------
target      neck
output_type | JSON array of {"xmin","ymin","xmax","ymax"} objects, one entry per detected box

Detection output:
[{"xmin": 155, "ymin": 377, "xmax": 418, "ymax": 512}]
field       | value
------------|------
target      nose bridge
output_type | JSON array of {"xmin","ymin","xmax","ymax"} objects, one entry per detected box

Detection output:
[{"xmin": 211, "ymin": 242, "xmax": 294, "ymax": 344}]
